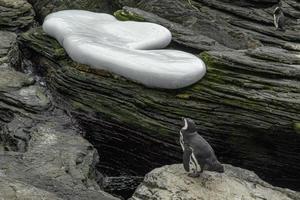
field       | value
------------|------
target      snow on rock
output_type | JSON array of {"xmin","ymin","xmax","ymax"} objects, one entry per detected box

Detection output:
[{"xmin": 43, "ymin": 10, "xmax": 206, "ymax": 89}]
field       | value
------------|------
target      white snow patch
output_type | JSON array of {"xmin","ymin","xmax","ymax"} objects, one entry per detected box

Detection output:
[{"xmin": 43, "ymin": 10, "xmax": 206, "ymax": 89}]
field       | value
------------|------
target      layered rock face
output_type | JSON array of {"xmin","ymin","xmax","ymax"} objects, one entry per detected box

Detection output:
[
  {"xmin": 0, "ymin": 1, "xmax": 118, "ymax": 200},
  {"xmin": 0, "ymin": 0, "xmax": 299, "ymax": 198},
  {"xmin": 0, "ymin": 0, "xmax": 35, "ymax": 31},
  {"xmin": 115, "ymin": 0, "xmax": 300, "ymax": 51},
  {"xmin": 0, "ymin": 44, "xmax": 117, "ymax": 200},
  {"xmin": 19, "ymin": 0, "xmax": 300, "ymax": 193},
  {"xmin": 42, "ymin": 10, "xmax": 206, "ymax": 89},
  {"xmin": 113, "ymin": 0, "xmax": 300, "ymax": 189},
  {"xmin": 131, "ymin": 164, "xmax": 300, "ymax": 200},
  {"xmin": 28, "ymin": 0, "xmax": 111, "ymax": 20},
  {"xmin": 0, "ymin": 31, "xmax": 19, "ymax": 68},
  {"xmin": 0, "ymin": 111, "xmax": 118, "ymax": 200}
]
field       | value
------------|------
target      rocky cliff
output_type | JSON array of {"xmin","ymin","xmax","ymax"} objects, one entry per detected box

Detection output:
[
  {"xmin": 0, "ymin": 0, "xmax": 118, "ymax": 199},
  {"xmin": 19, "ymin": 0, "xmax": 300, "ymax": 192},
  {"xmin": 27, "ymin": 0, "xmax": 111, "ymax": 21},
  {"xmin": 1, "ymin": 0, "xmax": 300, "ymax": 199},
  {"xmin": 0, "ymin": 0, "xmax": 34, "ymax": 31},
  {"xmin": 131, "ymin": 164, "xmax": 300, "ymax": 200}
]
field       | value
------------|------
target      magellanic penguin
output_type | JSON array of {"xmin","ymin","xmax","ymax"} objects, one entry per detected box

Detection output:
[
  {"xmin": 273, "ymin": 6, "xmax": 285, "ymax": 31},
  {"xmin": 180, "ymin": 117, "xmax": 224, "ymax": 177}
]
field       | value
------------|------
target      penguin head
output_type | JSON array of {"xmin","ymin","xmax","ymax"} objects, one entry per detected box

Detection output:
[
  {"xmin": 181, "ymin": 117, "xmax": 197, "ymax": 133},
  {"xmin": 274, "ymin": 7, "xmax": 282, "ymax": 15}
]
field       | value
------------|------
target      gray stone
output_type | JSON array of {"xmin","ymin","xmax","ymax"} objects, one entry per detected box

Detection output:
[
  {"xmin": 0, "ymin": 19, "xmax": 118, "ymax": 200},
  {"xmin": 28, "ymin": 0, "xmax": 111, "ymax": 21},
  {"xmin": 0, "ymin": 113, "xmax": 119, "ymax": 200},
  {"xmin": 0, "ymin": 68, "xmax": 51, "ymax": 114},
  {"xmin": 0, "ymin": 176, "xmax": 62, "ymax": 200},
  {"xmin": 19, "ymin": 15, "xmax": 300, "ymax": 191},
  {"xmin": 0, "ymin": 0, "xmax": 35, "ymax": 31},
  {"xmin": 19, "ymin": 0, "xmax": 300, "ymax": 194},
  {"xmin": 0, "ymin": 31, "xmax": 19, "ymax": 68},
  {"xmin": 130, "ymin": 164, "xmax": 300, "ymax": 200}
]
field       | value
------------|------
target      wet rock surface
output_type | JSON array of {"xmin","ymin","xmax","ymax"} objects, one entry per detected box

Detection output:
[
  {"xmin": 117, "ymin": 1, "xmax": 300, "ymax": 50},
  {"xmin": 0, "ymin": 176, "xmax": 62, "ymax": 200},
  {"xmin": 2, "ymin": 0, "xmax": 300, "ymax": 199},
  {"xmin": 0, "ymin": 112, "xmax": 119, "ymax": 200},
  {"xmin": 28, "ymin": 0, "xmax": 111, "ymax": 21},
  {"xmin": 0, "ymin": 0, "xmax": 35, "ymax": 31},
  {"xmin": 111, "ymin": 0, "xmax": 300, "ymax": 191},
  {"xmin": 0, "ymin": 31, "xmax": 19, "ymax": 68},
  {"xmin": 0, "ymin": 1, "xmax": 119, "ymax": 199},
  {"xmin": 20, "ymin": 0, "xmax": 300, "ymax": 191},
  {"xmin": 130, "ymin": 164, "xmax": 300, "ymax": 200}
]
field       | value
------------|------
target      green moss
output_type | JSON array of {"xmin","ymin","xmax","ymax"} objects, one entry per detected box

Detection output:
[
  {"xmin": 54, "ymin": 48, "xmax": 66, "ymax": 57},
  {"xmin": 176, "ymin": 94, "xmax": 191, "ymax": 99},
  {"xmin": 186, "ymin": 0, "xmax": 200, "ymax": 11},
  {"xmin": 200, "ymin": 52, "xmax": 215, "ymax": 68},
  {"xmin": 113, "ymin": 10, "xmax": 145, "ymax": 22},
  {"xmin": 72, "ymin": 100, "xmax": 93, "ymax": 112},
  {"xmin": 21, "ymin": 24, "xmax": 300, "ymax": 144},
  {"xmin": 19, "ymin": 27, "xmax": 66, "ymax": 59},
  {"xmin": 294, "ymin": 123, "xmax": 300, "ymax": 134}
]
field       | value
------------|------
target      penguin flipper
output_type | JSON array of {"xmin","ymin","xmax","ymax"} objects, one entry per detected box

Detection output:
[{"xmin": 183, "ymin": 147, "xmax": 192, "ymax": 172}]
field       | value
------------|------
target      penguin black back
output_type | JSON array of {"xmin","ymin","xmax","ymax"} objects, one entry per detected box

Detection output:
[{"xmin": 180, "ymin": 118, "xmax": 224, "ymax": 176}]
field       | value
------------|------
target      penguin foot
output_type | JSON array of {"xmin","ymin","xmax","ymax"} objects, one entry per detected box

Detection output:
[
  {"xmin": 188, "ymin": 172, "xmax": 200, "ymax": 178},
  {"xmin": 276, "ymin": 28, "xmax": 285, "ymax": 32}
]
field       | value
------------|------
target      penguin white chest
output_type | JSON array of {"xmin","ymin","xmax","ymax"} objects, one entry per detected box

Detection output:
[
  {"xmin": 189, "ymin": 148, "xmax": 201, "ymax": 172},
  {"xmin": 274, "ymin": 14, "xmax": 279, "ymax": 29},
  {"xmin": 179, "ymin": 131, "xmax": 185, "ymax": 151}
]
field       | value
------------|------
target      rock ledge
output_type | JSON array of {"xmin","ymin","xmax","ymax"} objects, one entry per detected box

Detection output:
[{"xmin": 131, "ymin": 164, "xmax": 300, "ymax": 200}]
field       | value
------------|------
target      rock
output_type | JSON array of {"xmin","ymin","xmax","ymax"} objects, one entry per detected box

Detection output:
[
  {"xmin": 28, "ymin": 0, "xmax": 111, "ymax": 21},
  {"xmin": 0, "ymin": 66, "xmax": 117, "ymax": 199},
  {"xmin": 0, "ymin": 14, "xmax": 118, "ymax": 200},
  {"xmin": 0, "ymin": 0, "xmax": 35, "ymax": 31},
  {"xmin": 19, "ymin": 24, "xmax": 300, "ymax": 192},
  {"xmin": 110, "ymin": 1, "xmax": 300, "ymax": 189},
  {"xmin": 116, "ymin": 1, "xmax": 300, "ymax": 50},
  {"xmin": 115, "ymin": 7, "xmax": 230, "ymax": 51},
  {"xmin": 0, "ymin": 31, "xmax": 19, "ymax": 68},
  {"xmin": 130, "ymin": 164, "xmax": 300, "ymax": 200},
  {"xmin": 0, "ymin": 61, "xmax": 117, "ymax": 199},
  {"xmin": 102, "ymin": 176, "xmax": 144, "ymax": 194},
  {"xmin": 0, "ymin": 68, "xmax": 33, "ymax": 91},
  {"xmin": 246, "ymin": 46, "xmax": 300, "ymax": 64},
  {"xmin": 0, "ymin": 176, "xmax": 62, "ymax": 200},
  {"xmin": 42, "ymin": 10, "xmax": 206, "ymax": 89},
  {"xmin": 0, "ymin": 112, "xmax": 119, "ymax": 200},
  {"xmin": 0, "ymin": 67, "xmax": 51, "ymax": 114},
  {"xmin": 19, "ymin": 0, "xmax": 300, "ymax": 192},
  {"xmin": 111, "ymin": 0, "xmax": 139, "ymax": 9}
]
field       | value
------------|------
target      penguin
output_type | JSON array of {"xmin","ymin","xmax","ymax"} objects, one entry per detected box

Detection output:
[
  {"xmin": 179, "ymin": 117, "xmax": 224, "ymax": 177},
  {"xmin": 273, "ymin": 6, "xmax": 285, "ymax": 31}
]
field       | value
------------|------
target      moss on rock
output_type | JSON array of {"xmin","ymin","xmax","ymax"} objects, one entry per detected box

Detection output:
[
  {"xmin": 29, "ymin": 0, "xmax": 111, "ymax": 21},
  {"xmin": 294, "ymin": 123, "xmax": 300, "ymax": 134},
  {"xmin": 19, "ymin": 28, "xmax": 66, "ymax": 59},
  {"xmin": 114, "ymin": 9, "xmax": 145, "ymax": 22},
  {"xmin": 19, "ymin": 25, "xmax": 300, "ymax": 191},
  {"xmin": 0, "ymin": 0, "xmax": 34, "ymax": 31}
]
